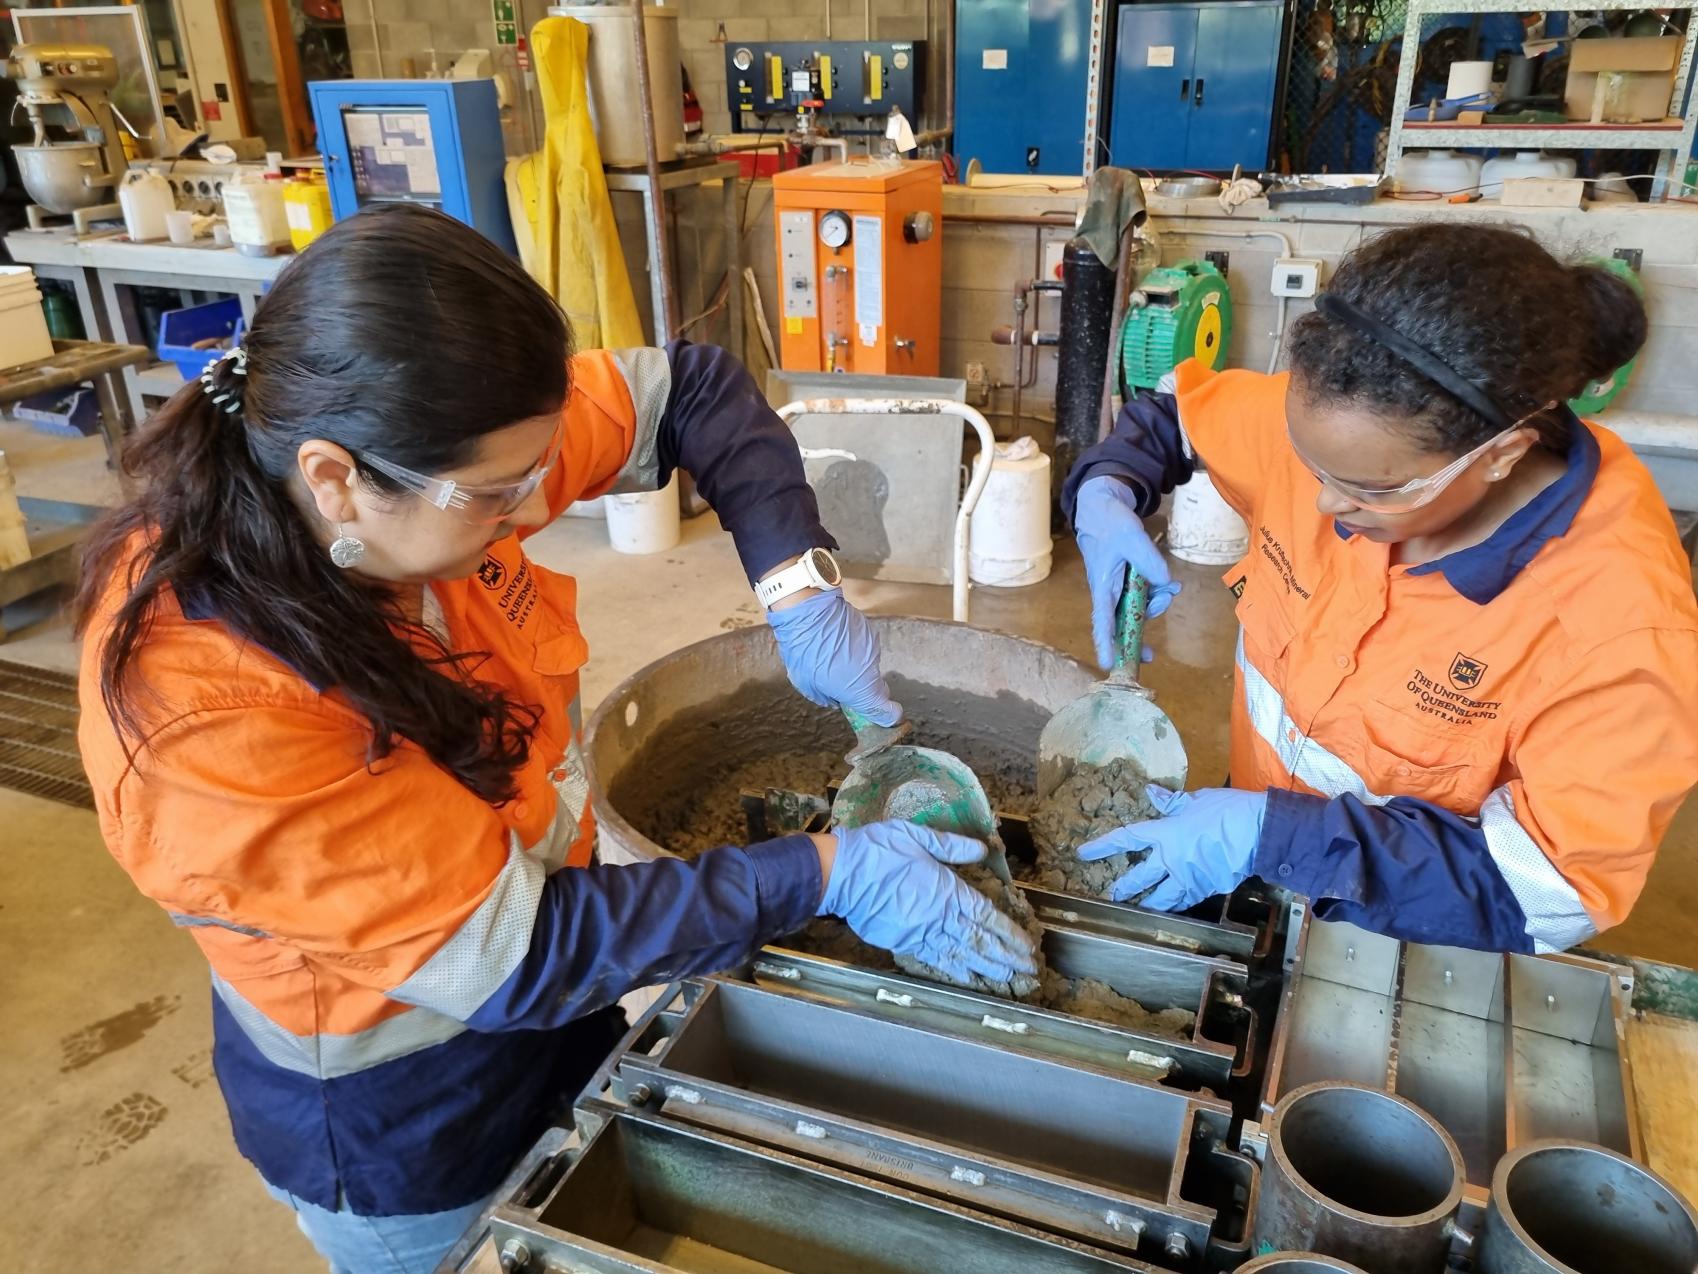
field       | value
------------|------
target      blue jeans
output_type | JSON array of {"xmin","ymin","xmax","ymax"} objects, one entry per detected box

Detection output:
[{"xmin": 264, "ymin": 1182, "xmax": 496, "ymax": 1274}]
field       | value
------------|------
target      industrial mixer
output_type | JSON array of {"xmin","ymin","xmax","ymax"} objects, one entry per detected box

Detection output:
[{"xmin": 4, "ymin": 43, "xmax": 130, "ymax": 232}]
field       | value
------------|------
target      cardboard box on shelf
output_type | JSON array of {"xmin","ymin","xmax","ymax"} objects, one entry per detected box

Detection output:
[{"xmin": 1565, "ymin": 36, "xmax": 1682, "ymax": 123}]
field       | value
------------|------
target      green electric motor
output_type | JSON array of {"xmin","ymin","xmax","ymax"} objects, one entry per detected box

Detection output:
[
  {"xmin": 1569, "ymin": 256, "xmax": 1644, "ymax": 416},
  {"xmin": 1120, "ymin": 260, "xmax": 1233, "ymax": 391}
]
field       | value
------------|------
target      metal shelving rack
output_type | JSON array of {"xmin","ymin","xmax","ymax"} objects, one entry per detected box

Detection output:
[{"xmin": 1384, "ymin": 0, "xmax": 1698, "ymax": 197}]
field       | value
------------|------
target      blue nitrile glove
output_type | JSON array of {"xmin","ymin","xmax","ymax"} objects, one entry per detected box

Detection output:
[
  {"xmin": 821, "ymin": 821, "xmax": 1039, "ymax": 986},
  {"xmin": 1073, "ymin": 475, "xmax": 1182, "ymax": 670},
  {"xmin": 1079, "ymin": 785, "xmax": 1267, "ymax": 910},
  {"xmin": 768, "ymin": 588, "xmax": 902, "ymax": 727}
]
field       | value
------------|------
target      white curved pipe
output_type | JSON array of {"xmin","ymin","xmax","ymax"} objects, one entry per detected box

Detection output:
[{"xmin": 778, "ymin": 396, "xmax": 998, "ymax": 624}]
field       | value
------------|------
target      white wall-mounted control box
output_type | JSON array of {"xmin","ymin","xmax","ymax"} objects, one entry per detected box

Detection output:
[{"xmin": 1272, "ymin": 257, "xmax": 1323, "ymax": 298}]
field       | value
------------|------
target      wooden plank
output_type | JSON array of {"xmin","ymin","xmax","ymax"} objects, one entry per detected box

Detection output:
[
  {"xmin": 1627, "ymin": 1011, "xmax": 1698, "ymax": 1204},
  {"xmin": 1499, "ymin": 177, "xmax": 1586, "ymax": 208}
]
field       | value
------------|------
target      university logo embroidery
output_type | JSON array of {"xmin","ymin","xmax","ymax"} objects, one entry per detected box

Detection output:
[
  {"xmin": 1449, "ymin": 653, "xmax": 1488, "ymax": 691},
  {"xmin": 477, "ymin": 557, "xmax": 506, "ymax": 590}
]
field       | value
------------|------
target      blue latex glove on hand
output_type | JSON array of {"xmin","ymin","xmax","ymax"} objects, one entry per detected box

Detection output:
[
  {"xmin": 1078, "ymin": 785, "xmax": 1267, "ymax": 910},
  {"xmin": 821, "ymin": 821, "xmax": 1040, "ymax": 986},
  {"xmin": 1073, "ymin": 475, "xmax": 1182, "ymax": 670},
  {"xmin": 768, "ymin": 588, "xmax": 902, "ymax": 727}
]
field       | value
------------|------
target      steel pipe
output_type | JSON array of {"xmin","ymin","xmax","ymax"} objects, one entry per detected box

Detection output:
[
  {"xmin": 1478, "ymin": 1140, "xmax": 1698, "ymax": 1274},
  {"xmin": 1254, "ymin": 1081, "xmax": 1465, "ymax": 1274},
  {"xmin": 628, "ymin": 0, "xmax": 678, "ymax": 339},
  {"xmin": 942, "ymin": 211, "xmax": 1078, "ymax": 227},
  {"xmin": 1240, "ymin": 1256, "xmax": 1368, "ymax": 1274}
]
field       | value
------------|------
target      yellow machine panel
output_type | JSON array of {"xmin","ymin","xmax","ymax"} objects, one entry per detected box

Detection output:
[{"xmin": 771, "ymin": 158, "xmax": 942, "ymax": 376}]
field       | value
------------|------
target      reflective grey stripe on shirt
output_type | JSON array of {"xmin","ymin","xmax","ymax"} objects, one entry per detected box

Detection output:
[{"xmin": 605, "ymin": 347, "xmax": 672, "ymax": 493}]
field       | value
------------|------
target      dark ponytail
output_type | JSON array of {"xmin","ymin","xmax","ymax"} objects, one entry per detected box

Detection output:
[
  {"xmin": 1288, "ymin": 224, "xmax": 1649, "ymax": 454},
  {"xmin": 75, "ymin": 204, "xmax": 570, "ymax": 803}
]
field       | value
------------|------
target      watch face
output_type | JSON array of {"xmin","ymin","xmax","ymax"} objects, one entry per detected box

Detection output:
[{"xmin": 808, "ymin": 547, "xmax": 843, "ymax": 587}]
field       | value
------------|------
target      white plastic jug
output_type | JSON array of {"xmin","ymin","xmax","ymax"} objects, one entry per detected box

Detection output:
[
  {"xmin": 1392, "ymin": 149, "xmax": 1483, "ymax": 195},
  {"xmin": 224, "ymin": 172, "xmax": 291, "ymax": 256},
  {"xmin": 119, "ymin": 169, "xmax": 174, "ymax": 242}
]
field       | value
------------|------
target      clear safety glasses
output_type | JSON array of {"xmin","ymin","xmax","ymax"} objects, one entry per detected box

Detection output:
[
  {"xmin": 358, "ymin": 420, "xmax": 564, "ymax": 526},
  {"xmin": 1289, "ymin": 402, "xmax": 1557, "ymax": 515}
]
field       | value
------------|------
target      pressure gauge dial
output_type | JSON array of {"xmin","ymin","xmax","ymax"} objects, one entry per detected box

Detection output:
[
  {"xmin": 893, "ymin": 50, "xmax": 910, "ymax": 70},
  {"xmin": 819, "ymin": 210, "xmax": 852, "ymax": 249},
  {"xmin": 732, "ymin": 47, "xmax": 753, "ymax": 71}
]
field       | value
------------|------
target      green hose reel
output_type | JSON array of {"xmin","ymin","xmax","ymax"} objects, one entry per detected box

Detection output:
[
  {"xmin": 1569, "ymin": 256, "xmax": 1643, "ymax": 416},
  {"xmin": 1120, "ymin": 260, "xmax": 1233, "ymax": 391}
]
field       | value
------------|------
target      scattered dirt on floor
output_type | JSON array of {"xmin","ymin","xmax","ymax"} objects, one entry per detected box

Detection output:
[
  {"xmin": 1026, "ymin": 757, "xmax": 1162, "ymax": 898},
  {"xmin": 58, "ymin": 993, "xmax": 182, "ymax": 1073},
  {"xmin": 75, "ymin": 1092, "xmax": 168, "ymax": 1167}
]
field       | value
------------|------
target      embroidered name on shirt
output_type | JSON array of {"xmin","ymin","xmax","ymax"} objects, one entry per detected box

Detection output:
[
  {"xmin": 1406, "ymin": 668, "xmax": 1501, "ymax": 724},
  {"xmin": 494, "ymin": 559, "xmax": 539, "ymax": 628},
  {"xmin": 1258, "ymin": 527, "xmax": 1311, "ymax": 600}
]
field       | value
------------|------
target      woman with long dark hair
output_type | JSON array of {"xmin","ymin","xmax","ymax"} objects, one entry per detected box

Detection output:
[
  {"xmin": 1063, "ymin": 223, "xmax": 1698, "ymax": 953},
  {"xmin": 76, "ymin": 204, "xmax": 1035, "ymax": 1272}
]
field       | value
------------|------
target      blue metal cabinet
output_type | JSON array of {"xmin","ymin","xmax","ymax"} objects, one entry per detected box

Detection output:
[
  {"xmin": 308, "ymin": 78, "xmax": 516, "ymax": 253},
  {"xmin": 1108, "ymin": 1, "xmax": 1283, "ymax": 173},
  {"xmin": 1106, "ymin": 6, "xmax": 1198, "ymax": 170},
  {"xmin": 955, "ymin": 0, "xmax": 1095, "ymax": 176}
]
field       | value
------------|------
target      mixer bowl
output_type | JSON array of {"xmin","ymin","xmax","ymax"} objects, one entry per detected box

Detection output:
[
  {"xmin": 585, "ymin": 616, "xmax": 1098, "ymax": 865},
  {"xmin": 15, "ymin": 142, "xmax": 111, "ymax": 213}
]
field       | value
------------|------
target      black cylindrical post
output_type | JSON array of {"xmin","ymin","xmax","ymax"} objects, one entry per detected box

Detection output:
[{"xmin": 1052, "ymin": 237, "xmax": 1117, "ymax": 525}]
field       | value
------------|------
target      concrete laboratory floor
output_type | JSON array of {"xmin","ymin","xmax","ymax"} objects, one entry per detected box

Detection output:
[{"xmin": 2, "ymin": 422, "xmax": 1696, "ymax": 1273}]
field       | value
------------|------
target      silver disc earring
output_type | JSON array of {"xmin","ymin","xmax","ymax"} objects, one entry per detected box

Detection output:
[{"xmin": 329, "ymin": 525, "xmax": 366, "ymax": 568}]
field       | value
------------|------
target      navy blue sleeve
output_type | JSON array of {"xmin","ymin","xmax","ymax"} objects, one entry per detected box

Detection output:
[
  {"xmin": 465, "ymin": 834, "xmax": 822, "ymax": 1032},
  {"xmin": 1059, "ymin": 390, "xmax": 1197, "ymax": 525},
  {"xmin": 657, "ymin": 340, "xmax": 834, "ymax": 582},
  {"xmin": 1255, "ymin": 789, "xmax": 1533, "ymax": 951}
]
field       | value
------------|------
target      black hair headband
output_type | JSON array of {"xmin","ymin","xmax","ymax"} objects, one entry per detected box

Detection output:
[{"xmin": 1314, "ymin": 292, "xmax": 1512, "ymax": 430}]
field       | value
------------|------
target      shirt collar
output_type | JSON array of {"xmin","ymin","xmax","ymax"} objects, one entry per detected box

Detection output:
[
  {"xmin": 175, "ymin": 582, "xmax": 332, "ymax": 691},
  {"xmin": 1332, "ymin": 415, "xmax": 1599, "ymax": 605}
]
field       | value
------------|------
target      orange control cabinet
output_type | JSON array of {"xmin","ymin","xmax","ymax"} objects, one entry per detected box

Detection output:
[{"xmin": 771, "ymin": 158, "xmax": 942, "ymax": 376}]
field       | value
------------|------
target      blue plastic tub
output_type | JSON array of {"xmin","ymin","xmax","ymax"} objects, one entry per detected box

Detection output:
[{"xmin": 156, "ymin": 298, "xmax": 244, "ymax": 379}]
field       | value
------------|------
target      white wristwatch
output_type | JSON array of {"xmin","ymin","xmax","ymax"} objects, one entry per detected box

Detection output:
[{"xmin": 756, "ymin": 547, "xmax": 843, "ymax": 609}]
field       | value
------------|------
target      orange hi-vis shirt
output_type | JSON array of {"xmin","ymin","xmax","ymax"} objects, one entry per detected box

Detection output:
[
  {"xmin": 1066, "ymin": 360, "xmax": 1698, "ymax": 953},
  {"xmin": 76, "ymin": 343, "xmax": 828, "ymax": 1216}
]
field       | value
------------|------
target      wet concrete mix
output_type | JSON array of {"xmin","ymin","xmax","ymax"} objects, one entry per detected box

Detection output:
[
  {"xmin": 610, "ymin": 676, "xmax": 1189, "ymax": 1038},
  {"xmin": 1027, "ymin": 757, "xmax": 1163, "ymax": 897}
]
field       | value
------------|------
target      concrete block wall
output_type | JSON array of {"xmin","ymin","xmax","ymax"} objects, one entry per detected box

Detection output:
[
  {"xmin": 617, "ymin": 183, "xmax": 1698, "ymax": 436},
  {"xmin": 341, "ymin": 0, "xmax": 554, "ymax": 153},
  {"xmin": 339, "ymin": 0, "xmax": 938, "ymax": 152}
]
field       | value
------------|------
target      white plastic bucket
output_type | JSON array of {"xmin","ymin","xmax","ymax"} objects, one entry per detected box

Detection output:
[
  {"xmin": 969, "ymin": 437, "xmax": 1053, "ymax": 587},
  {"xmin": 1168, "ymin": 468, "xmax": 1248, "ymax": 565},
  {"xmin": 605, "ymin": 474, "xmax": 680, "ymax": 554},
  {"xmin": 0, "ymin": 268, "xmax": 54, "ymax": 372}
]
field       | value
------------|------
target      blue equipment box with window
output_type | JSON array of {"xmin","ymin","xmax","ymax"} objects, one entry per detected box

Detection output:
[{"xmin": 308, "ymin": 78, "xmax": 516, "ymax": 253}]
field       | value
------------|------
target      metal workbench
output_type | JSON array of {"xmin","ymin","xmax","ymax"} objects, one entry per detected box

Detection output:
[
  {"xmin": 0, "ymin": 340, "xmax": 146, "ymax": 640},
  {"xmin": 604, "ymin": 158, "xmax": 745, "ymax": 356},
  {"xmin": 3, "ymin": 230, "xmax": 290, "ymax": 427}
]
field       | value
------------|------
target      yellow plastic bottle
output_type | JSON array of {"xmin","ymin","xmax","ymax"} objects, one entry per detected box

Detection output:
[{"xmin": 283, "ymin": 173, "xmax": 334, "ymax": 252}]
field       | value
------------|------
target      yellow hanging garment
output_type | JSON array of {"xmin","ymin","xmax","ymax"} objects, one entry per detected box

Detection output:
[{"xmin": 507, "ymin": 16, "xmax": 644, "ymax": 350}]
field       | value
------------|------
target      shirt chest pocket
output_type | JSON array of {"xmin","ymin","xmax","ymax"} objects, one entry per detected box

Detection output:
[{"xmin": 1355, "ymin": 703, "xmax": 1503, "ymax": 814}]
